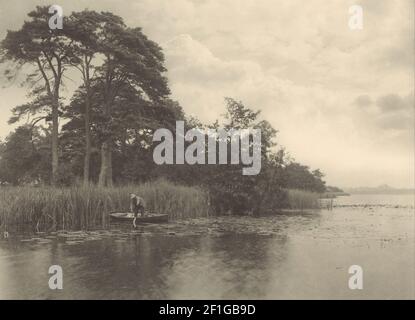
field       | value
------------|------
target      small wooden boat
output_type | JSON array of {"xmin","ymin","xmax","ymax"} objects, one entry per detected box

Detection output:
[{"xmin": 109, "ymin": 212, "xmax": 169, "ymax": 224}]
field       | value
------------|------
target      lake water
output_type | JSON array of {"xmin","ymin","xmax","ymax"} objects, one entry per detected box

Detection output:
[{"xmin": 0, "ymin": 194, "xmax": 414, "ymax": 299}]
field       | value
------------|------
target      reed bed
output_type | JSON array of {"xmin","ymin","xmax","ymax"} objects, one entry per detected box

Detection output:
[
  {"xmin": 285, "ymin": 189, "xmax": 321, "ymax": 210},
  {"xmin": 0, "ymin": 179, "xmax": 210, "ymax": 231},
  {"xmin": 0, "ymin": 180, "xmax": 321, "ymax": 232}
]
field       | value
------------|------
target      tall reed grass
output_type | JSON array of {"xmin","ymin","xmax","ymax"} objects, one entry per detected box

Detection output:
[
  {"xmin": 0, "ymin": 180, "xmax": 322, "ymax": 232},
  {"xmin": 285, "ymin": 189, "xmax": 321, "ymax": 210},
  {"xmin": 0, "ymin": 179, "xmax": 210, "ymax": 231}
]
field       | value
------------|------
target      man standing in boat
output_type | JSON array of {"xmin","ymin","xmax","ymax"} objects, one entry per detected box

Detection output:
[{"xmin": 130, "ymin": 193, "xmax": 146, "ymax": 228}]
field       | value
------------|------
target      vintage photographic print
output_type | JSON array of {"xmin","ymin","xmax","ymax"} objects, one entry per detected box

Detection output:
[{"xmin": 0, "ymin": 0, "xmax": 413, "ymax": 304}]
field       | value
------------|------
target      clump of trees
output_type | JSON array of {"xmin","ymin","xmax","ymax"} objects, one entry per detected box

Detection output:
[
  {"xmin": 1, "ymin": 6, "xmax": 171, "ymax": 187},
  {"xmin": 0, "ymin": 6, "xmax": 327, "ymax": 215}
]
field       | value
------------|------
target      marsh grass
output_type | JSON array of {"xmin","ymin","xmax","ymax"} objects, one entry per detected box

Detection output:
[
  {"xmin": 0, "ymin": 180, "xmax": 321, "ymax": 232},
  {"xmin": 0, "ymin": 179, "xmax": 210, "ymax": 231},
  {"xmin": 285, "ymin": 189, "xmax": 321, "ymax": 210}
]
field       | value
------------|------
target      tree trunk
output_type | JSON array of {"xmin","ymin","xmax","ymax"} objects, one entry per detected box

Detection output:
[
  {"xmin": 83, "ymin": 94, "xmax": 91, "ymax": 186},
  {"xmin": 98, "ymin": 141, "xmax": 113, "ymax": 187},
  {"xmin": 35, "ymin": 59, "xmax": 61, "ymax": 186},
  {"xmin": 98, "ymin": 96, "xmax": 113, "ymax": 187},
  {"xmin": 83, "ymin": 56, "xmax": 92, "ymax": 186},
  {"xmin": 51, "ymin": 96, "xmax": 59, "ymax": 186}
]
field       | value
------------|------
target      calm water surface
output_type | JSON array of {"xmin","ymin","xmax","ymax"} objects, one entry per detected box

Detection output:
[{"xmin": 0, "ymin": 194, "xmax": 414, "ymax": 299}]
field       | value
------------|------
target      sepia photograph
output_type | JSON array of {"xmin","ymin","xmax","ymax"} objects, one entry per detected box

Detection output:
[{"xmin": 0, "ymin": 0, "xmax": 413, "ymax": 305}]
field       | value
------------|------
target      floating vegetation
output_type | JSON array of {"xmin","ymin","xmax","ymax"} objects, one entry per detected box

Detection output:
[{"xmin": 11, "ymin": 214, "xmax": 304, "ymax": 247}]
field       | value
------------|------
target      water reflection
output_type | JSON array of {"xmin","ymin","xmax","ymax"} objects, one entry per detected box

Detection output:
[
  {"xmin": 0, "ymin": 229, "xmax": 294, "ymax": 299},
  {"xmin": 162, "ymin": 234, "xmax": 289, "ymax": 299}
]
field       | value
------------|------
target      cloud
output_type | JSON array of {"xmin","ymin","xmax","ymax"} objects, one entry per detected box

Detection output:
[
  {"xmin": 164, "ymin": 34, "xmax": 258, "ymax": 86},
  {"xmin": 354, "ymin": 95, "xmax": 372, "ymax": 107},
  {"xmin": 349, "ymin": 92, "xmax": 413, "ymax": 158},
  {"xmin": 374, "ymin": 94, "xmax": 414, "ymax": 131},
  {"xmin": 376, "ymin": 94, "xmax": 412, "ymax": 113}
]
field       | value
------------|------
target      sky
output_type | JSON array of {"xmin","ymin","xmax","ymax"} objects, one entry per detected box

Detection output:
[{"xmin": 0, "ymin": 0, "xmax": 413, "ymax": 188}]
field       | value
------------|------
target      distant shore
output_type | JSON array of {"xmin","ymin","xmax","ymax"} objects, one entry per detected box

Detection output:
[
  {"xmin": 319, "ymin": 192, "xmax": 350, "ymax": 199},
  {"xmin": 345, "ymin": 189, "xmax": 415, "ymax": 195}
]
